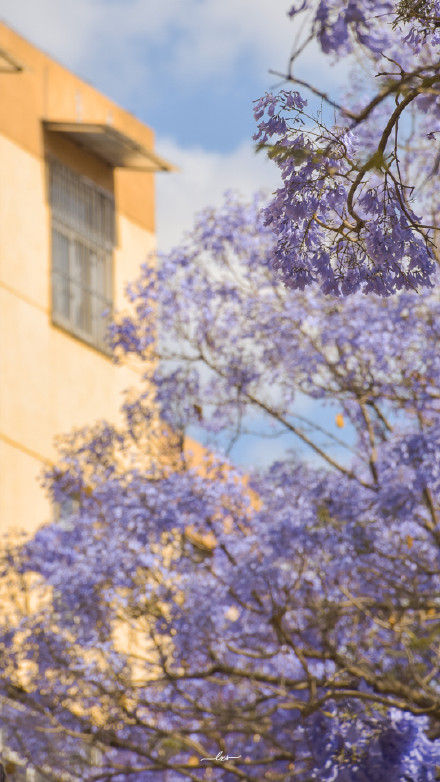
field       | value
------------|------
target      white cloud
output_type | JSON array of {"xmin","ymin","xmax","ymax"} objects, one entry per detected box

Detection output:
[
  {"xmin": 150, "ymin": 0, "xmax": 295, "ymax": 83},
  {"xmin": 1, "ymin": 0, "xmax": 293, "ymax": 83},
  {"xmin": 1, "ymin": 0, "xmax": 98, "ymax": 66},
  {"xmin": 155, "ymin": 137, "xmax": 282, "ymax": 251},
  {"xmin": 1, "ymin": 1, "xmax": 345, "ymax": 100}
]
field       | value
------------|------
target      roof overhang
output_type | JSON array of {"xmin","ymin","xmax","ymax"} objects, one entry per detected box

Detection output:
[
  {"xmin": 43, "ymin": 121, "xmax": 176, "ymax": 172},
  {"xmin": 0, "ymin": 46, "xmax": 24, "ymax": 73}
]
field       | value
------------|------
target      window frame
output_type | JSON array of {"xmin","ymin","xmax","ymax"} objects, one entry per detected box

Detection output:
[{"xmin": 49, "ymin": 158, "xmax": 115, "ymax": 355}]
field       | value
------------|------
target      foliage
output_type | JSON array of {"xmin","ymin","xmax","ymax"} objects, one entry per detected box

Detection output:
[
  {"xmin": 2, "ymin": 190, "xmax": 440, "ymax": 780},
  {"xmin": 3, "ymin": 3, "xmax": 440, "ymax": 779},
  {"xmin": 256, "ymin": 0, "xmax": 440, "ymax": 294}
]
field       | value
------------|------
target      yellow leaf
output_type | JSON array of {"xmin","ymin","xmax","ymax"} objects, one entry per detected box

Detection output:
[
  {"xmin": 225, "ymin": 605, "xmax": 240, "ymax": 622},
  {"xmin": 185, "ymin": 525, "xmax": 217, "ymax": 551},
  {"xmin": 406, "ymin": 535, "xmax": 414, "ymax": 549},
  {"xmin": 335, "ymin": 413, "xmax": 345, "ymax": 428},
  {"xmin": 188, "ymin": 756, "xmax": 199, "ymax": 766},
  {"xmin": 223, "ymin": 515, "xmax": 234, "ymax": 534}
]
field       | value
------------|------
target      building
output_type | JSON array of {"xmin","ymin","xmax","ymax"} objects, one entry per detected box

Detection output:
[{"xmin": 0, "ymin": 22, "xmax": 174, "ymax": 535}]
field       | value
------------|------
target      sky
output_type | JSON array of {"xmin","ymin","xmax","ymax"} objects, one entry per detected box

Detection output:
[
  {"xmin": 0, "ymin": 0, "xmax": 342, "ymax": 251},
  {"xmin": 1, "ymin": 0, "xmax": 352, "ymax": 467}
]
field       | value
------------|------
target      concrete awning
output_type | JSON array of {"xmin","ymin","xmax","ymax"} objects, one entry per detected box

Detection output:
[
  {"xmin": 0, "ymin": 46, "xmax": 24, "ymax": 72},
  {"xmin": 43, "ymin": 121, "xmax": 176, "ymax": 172}
]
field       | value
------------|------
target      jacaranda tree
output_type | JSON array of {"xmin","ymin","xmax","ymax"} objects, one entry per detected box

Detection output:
[
  {"xmin": 2, "ymin": 2, "xmax": 440, "ymax": 781},
  {"xmin": 2, "ymin": 188, "xmax": 440, "ymax": 781},
  {"xmin": 256, "ymin": 0, "xmax": 440, "ymax": 295}
]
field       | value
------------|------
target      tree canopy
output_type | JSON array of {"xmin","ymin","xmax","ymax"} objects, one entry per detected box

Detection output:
[
  {"xmin": 2, "ymin": 190, "xmax": 440, "ymax": 780},
  {"xmin": 256, "ymin": 0, "xmax": 440, "ymax": 294}
]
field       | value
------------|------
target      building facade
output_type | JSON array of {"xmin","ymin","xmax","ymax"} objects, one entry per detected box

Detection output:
[{"xmin": 0, "ymin": 22, "xmax": 173, "ymax": 534}]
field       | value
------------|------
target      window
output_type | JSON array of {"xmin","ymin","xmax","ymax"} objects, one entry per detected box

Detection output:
[
  {"xmin": 50, "ymin": 160, "xmax": 115, "ymax": 352},
  {"xmin": 52, "ymin": 495, "xmax": 78, "ymax": 530}
]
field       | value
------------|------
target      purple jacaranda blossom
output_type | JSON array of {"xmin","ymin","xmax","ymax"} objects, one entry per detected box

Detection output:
[
  {"xmin": 2, "ymin": 188, "xmax": 440, "ymax": 779},
  {"xmin": 257, "ymin": 1, "xmax": 440, "ymax": 294}
]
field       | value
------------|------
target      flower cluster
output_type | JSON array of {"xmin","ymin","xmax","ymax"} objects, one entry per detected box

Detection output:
[{"xmin": 256, "ymin": 1, "xmax": 440, "ymax": 294}]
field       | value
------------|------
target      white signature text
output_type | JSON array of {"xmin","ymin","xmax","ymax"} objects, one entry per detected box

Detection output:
[{"xmin": 200, "ymin": 751, "xmax": 242, "ymax": 763}]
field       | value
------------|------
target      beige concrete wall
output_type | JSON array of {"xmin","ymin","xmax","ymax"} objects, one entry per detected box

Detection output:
[
  {"xmin": 0, "ymin": 440, "xmax": 50, "ymax": 534},
  {"xmin": 0, "ymin": 135, "xmax": 49, "ymax": 310},
  {"xmin": 0, "ymin": 24, "xmax": 160, "ymax": 534},
  {"xmin": 0, "ymin": 22, "xmax": 156, "ymax": 233}
]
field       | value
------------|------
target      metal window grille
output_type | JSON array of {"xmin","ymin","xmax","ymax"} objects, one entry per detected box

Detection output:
[{"xmin": 50, "ymin": 160, "xmax": 115, "ymax": 353}]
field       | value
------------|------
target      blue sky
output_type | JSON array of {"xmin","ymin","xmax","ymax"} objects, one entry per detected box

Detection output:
[
  {"xmin": 1, "ymin": 0, "xmax": 343, "ymax": 250},
  {"xmin": 1, "ymin": 0, "xmax": 353, "ymax": 468}
]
